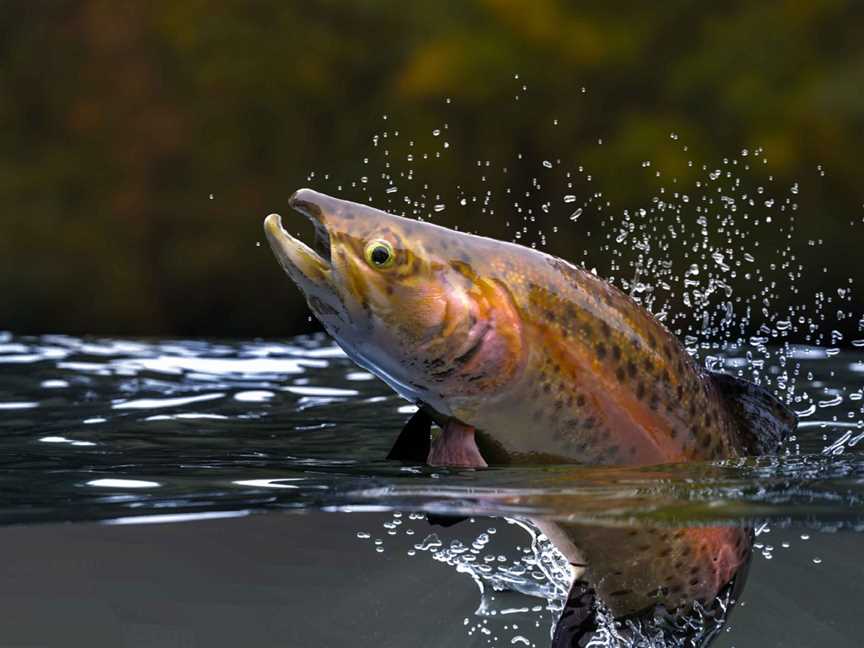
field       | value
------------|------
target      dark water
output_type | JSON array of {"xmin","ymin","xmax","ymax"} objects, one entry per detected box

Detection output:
[{"xmin": 1, "ymin": 331, "xmax": 863, "ymax": 646}]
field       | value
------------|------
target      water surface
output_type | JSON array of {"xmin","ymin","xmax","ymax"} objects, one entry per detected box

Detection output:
[{"xmin": 1, "ymin": 332, "xmax": 862, "ymax": 646}]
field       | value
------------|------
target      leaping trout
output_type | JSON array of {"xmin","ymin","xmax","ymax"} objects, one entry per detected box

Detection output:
[
  {"xmin": 264, "ymin": 189, "xmax": 795, "ymax": 469},
  {"xmin": 264, "ymin": 189, "xmax": 797, "ymax": 645}
]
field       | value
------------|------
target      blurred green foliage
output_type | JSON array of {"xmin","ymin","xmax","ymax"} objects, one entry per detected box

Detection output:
[{"xmin": 1, "ymin": 1, "xmax": 862, "ymax": 339}]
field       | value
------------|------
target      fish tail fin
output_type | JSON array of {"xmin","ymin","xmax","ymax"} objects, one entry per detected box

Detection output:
[{"xmin": 708, "ymin": 371, "xmax": 797, "ymax": 455}]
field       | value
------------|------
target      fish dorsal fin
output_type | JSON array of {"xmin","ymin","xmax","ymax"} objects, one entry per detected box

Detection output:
[{"xmin": 708, "ymin": 371, "xmax": 797, "ymax": 455}]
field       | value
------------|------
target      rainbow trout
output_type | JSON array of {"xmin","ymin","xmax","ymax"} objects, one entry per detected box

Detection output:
[
  {"xmin": 264, "ymin": 189, "xmax": 795, "ymax": 468},
  {"xmin": 265, "ymin": 189, "xmax": 795, "ymax": 645}
]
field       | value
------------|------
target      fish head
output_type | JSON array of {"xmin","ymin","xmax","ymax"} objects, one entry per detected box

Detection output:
[{"xmin": 264, "ymin": 189, "xmax": 523, "ymax": 413}]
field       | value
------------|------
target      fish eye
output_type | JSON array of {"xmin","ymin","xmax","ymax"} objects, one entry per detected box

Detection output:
[{"xmin": 364, "ymin": 239, "xmax": 395, "ymax": 269}]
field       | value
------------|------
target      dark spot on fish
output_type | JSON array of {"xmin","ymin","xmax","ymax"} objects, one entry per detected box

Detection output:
[
  {"xmin": 611, "ymin": 345, "xmax": 621, "ymax": 361},
  {"xmin": 649, "ymin": 395, "xmax": 659, "ymax": 410},
  {"xmin": 616, "ymin": 367, "xmax": 625, "ymax": 382},
  {"xmin": 543, "ymin": 383, "xmax": 551, "ymax": 394},
  {"xmin": 584, "ymin": 417, "xmax": 596, "ymax": 429},
  {"xmin": 689, "ymin": 578, "xmax": 699, "ymax": 586},
  {"xmin": 601, "ymin": 321, "xmax": 611, "ymax": 337},
  {"xmin": 430, "ymin": 366, "xmax": 456, "ymax": 380},
  {"xmin": 676, "ymin": 385, "xmax": 684, "ymax": 400},
  {"xmin": 636, "ymin": 382, "xmax": 645, "ymax": 400},
  {"xmin": 627, "ymin": 361, "xmax": 637, "ymax": 379},
  {"xmin": 647, "ymin": 334, "xmax": 657, "ymax": 350},
  {"xmin": 576, "ymin": 394, "xmax": 586, "ymax": 407},
  {"xmin": 595, "ymin": 343, "xmax": 607, "ymax": 360},
  {"xmin": 448, "ymin": 259, "xmax": 474, "ymax": 278}
]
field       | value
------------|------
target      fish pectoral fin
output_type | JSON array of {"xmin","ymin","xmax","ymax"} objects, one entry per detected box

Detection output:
[
  {"xmin": 386, "ymin": 408, "xmax": 432, "ymax": 462},
  {"xmin": 428, "ymin": 419, "xmax": 488, "ymax": 468},
  {"xmin": 708, "ymin": 370, "xmax": 798, "ymax": 454}
]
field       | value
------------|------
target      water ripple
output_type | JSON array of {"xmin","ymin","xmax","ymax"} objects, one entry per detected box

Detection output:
[{"xmin": 0, "ymin": 332, "xmax": 863, "ymax": 529}]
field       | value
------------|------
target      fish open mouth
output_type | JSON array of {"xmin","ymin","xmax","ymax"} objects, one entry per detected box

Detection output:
[
  {"xmin": 263, "ymin": 190, "xmax": 333, "ymax": 286},
  {"xmin": 288, "ymin": 191, "xmax": 332, "ymax": 265}
]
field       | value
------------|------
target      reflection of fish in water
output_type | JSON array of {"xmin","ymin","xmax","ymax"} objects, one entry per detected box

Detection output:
[
  {"xmin": 264, "ymin": 190, "xmax": 796, "ymax": 644},
  {"xmin": 545, "ymin": 522, "xmax": 752, "ymax": 646}
]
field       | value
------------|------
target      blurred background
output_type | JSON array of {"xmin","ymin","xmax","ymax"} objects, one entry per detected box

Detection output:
[{"xmin": 1, "ymin": 1, "xmax": 862, "ymax": 341}]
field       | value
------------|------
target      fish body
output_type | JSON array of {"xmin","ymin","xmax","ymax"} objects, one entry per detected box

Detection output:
[{"xmin": 264, "ymin": 189, "xmax": 793, "ymax": 467}]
